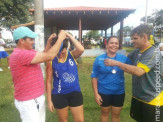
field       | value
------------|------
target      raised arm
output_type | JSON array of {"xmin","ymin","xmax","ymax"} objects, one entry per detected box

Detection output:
[
  {"xmin": 66, "ymin": 32, "xmax": 84, "ymax": 59},
  {"xmin": 44, "ymin": 33, "xmax": 57, "ymax": 52},
  {"xmin": 46, "ymin": 61, "xmax": 54, "ymax": 112},
  {"xmin": 31, "ymin": 30, "xmax": 66, "ymax": 64}
]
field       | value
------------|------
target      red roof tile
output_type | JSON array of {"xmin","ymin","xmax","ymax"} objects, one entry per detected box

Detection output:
[{"xmin": 44, "ymin": 6, "xmax": 134, "ymax": 11}]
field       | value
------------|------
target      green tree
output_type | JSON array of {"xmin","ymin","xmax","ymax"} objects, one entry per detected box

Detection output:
[
  {"xmin": 152, "ymin": 9, "xmax": 163, "ymax": 39},
  {"xmin": 140, "ymin": 9, "xmax": 163, "ymax": 37},
  {"xmin": 0, "ymin": 0, "xmax": 34, "ymax": 30},
  {"xmin": 85, "ymin": 30, "xmax": 100, "ymax": 40},
  {"xmin": 141, "ymin": 9, "xmax": 163, "ymax": 26},
  {"xmin": 117, "ymin": 26, "xmax": 132, "ymax": 37}
]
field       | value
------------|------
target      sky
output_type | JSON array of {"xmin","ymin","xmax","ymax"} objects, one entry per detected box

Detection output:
[{"xmin": 44, "ymin": 0, "xmax": 163, "ymax": 37}]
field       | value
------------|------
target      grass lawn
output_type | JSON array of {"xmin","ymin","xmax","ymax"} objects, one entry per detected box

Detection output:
[
  {"xmin": 0, "ymin": 49, "xmax": 136, "ymax": 122},
  {"xmin": 122, "ymin": 46, "xmax": 135, "ymax": 53}
]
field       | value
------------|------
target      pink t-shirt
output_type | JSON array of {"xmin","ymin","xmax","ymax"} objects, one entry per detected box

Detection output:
[{"xmin": 9, "ymin": 48, "xmax": 44, "ymax": 101}]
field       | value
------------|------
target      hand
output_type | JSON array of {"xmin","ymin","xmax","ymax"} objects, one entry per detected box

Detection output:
[
  {"xmin": 95, "ymin": 94, "xmax": 103, "ymax": 105},
  {"xmin": 65, "ymin": 31, "xmax": 72, "ymax": 38},
  {"xmin": 48, "ymin": 101, "xmax": 55, "ymax": 112},
  {"xmin": 47, "ymin": 33, "xmax": 57, "ymax": 42},
  {"xmin": 104, "ymin": 59, "xmax": 117, "ymax": 66},
  {"xmin": 50, "ymin": 33, "xmax": 57, "ymax": 38},
  {"xmin": 58, "ymin": 30, "xmax": 66, "ymax": 41}
]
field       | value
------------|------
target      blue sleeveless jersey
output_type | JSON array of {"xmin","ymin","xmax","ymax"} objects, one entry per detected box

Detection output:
[{"xmin": 52, "ymin": 52, "xmax": 81, "ymax": 94}]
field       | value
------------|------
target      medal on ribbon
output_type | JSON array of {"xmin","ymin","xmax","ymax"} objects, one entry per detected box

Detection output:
[
  {"xmin": 111, "ymin": 69, "xmax": 117, "ymax": 74},
  {"xmin": 105, "ymin": 53, "xmax": 117, "ymax": 74}
]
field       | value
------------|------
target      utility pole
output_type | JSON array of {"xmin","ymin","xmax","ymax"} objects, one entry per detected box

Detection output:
[
  {"xmin": 34, "ymin": 0, "xmax": 45, "ymax": 77},
  {"xmin": 145, "ymin": 0, "xmax": 148, "ymax": 24}
]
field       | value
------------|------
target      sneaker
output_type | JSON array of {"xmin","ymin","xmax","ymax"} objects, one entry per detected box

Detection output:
[{"xmin": 0, "ymin": 68, "xmax": 3, "ymax": 71}]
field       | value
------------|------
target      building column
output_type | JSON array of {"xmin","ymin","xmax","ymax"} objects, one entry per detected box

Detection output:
[
  {"xmin": 105, "ymin": 29, "xmax": 107, "ymax": 38},
  {"xmin": 111, "ymin": 27, "xmax": 113, "ymax": 36},
  {"xmin": 79, "ymin": 17, "xmax": 82, "ymax": 43},
  {"xmin": 119, "ymin": 20, "xmax": 124, "ymax": 49},
  {"xmin": 101, "ymin": 30, "xmax": 103, "ymax": 37}
]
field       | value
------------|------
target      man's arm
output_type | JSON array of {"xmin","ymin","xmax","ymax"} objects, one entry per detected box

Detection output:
[
  {"xmin": 104, "ymin": 59, "xmax": 146, "ymax": 76},
  {"xmin": 31, "ymin": 30, "xmax": 66, "ymax": 64}
]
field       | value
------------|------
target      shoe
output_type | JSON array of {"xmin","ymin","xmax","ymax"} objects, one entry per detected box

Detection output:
[{"xmin": 0, "ymin": 68, "xmax": 3, "ymax": 71}]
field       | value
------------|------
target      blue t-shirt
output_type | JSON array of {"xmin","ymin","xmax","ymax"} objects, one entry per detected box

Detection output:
[
  {"xmin": 52, "ymin": 52, "xmax": 81, "ymax": 94},
  {"xmin": 91, "ymin": 53, "xmax": 132, "ymax": 94}
]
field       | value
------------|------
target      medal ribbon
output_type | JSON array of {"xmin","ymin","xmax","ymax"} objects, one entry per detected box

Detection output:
[{"xmin": 105, "ymin": 53, "xmax": 117, "ymax": 74}]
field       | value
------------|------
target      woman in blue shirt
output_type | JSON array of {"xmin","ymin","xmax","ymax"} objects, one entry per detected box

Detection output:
[
  {"xmin": 46, "ymin": 31, "xmax": 84, "ymax": 122},
  {"xmin": 91, "ymin": 36, "xmax": 132, "ymax": 122}
]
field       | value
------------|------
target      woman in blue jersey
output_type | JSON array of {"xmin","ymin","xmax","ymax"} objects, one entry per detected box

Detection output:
[
  {"xmin": 46, "ymin": 32, "xmax": 84, "ymax": 122},
  {"xmin": 91, "ymin": 36, "xmax": 132, "ymax": 122}
]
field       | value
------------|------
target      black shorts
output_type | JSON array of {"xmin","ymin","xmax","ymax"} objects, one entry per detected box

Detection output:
[
  {"xmin": 130, "ymin": 97, "xmax": 163, "ymax": 122},
  {"xmin": 52, "ymin": 91, "xmax": 83, "ymax": 109},
  {"xmin": 99, "ymin": 93, "xmax": 125, "ymax": 107}
]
